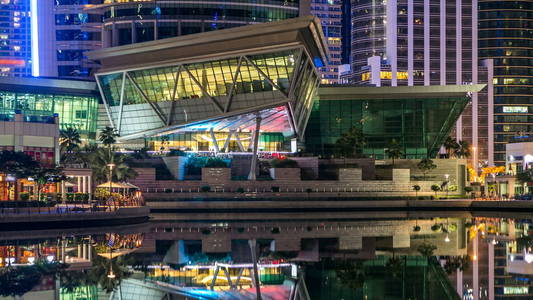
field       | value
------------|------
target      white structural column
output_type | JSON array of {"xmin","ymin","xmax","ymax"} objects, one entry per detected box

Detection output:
[
  {"xmin": 82, "ymin": 176, "xmax": 87, "ymax": 193},
  {"xmin": 423, "ymin": 0, "xmax": 430, "ymax": 86},
  {"xmin": 368, "ymin": 56, "xmax": 382, "ymax": 87},
  {"xmin": 455, "ymin": 0, "xmax": 463, "ymax": 141},
  {"xmin": 386, "ymin": 0, "xmax": 398, "ymax": 86},
  {"xmin": 456, "ymin": 269, "xmax": 463, "ymax": 298},
  {"xmin": 473, "ymin": 234, "xmax": 479, "ymax": 300},
  {"xmin": 472, "ymin": 0, "xmax": 479, "ymax": 173},
  {"xmin": 407, "ymin": 0, "xmax": 414, "ymax": 86},
  {"xmin": 439, "ymin": 0, "xmax": 446, "ymax": 85},
  {"xmin": 77, "ymin": 176, "xmax": 82, "ymax": 193},
  {"xmin": 88, "ymin": 175, "xmax": 92, "ymax": 199},
  {"xmin": 248, "ymin": 115, "xmax": 262, "ymax": 181},
  {"xmin": 488, "ymin": 241, "xmax": 495, "ymax": 300}
]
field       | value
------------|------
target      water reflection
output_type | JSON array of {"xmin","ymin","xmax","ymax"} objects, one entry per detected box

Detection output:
[{"xmin": 0, "ymin": 216, "xmax": 532, "ymax": 299}]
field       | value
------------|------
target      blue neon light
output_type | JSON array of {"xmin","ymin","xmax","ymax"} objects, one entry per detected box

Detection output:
[{"xmin": 30, "ymin": 0, "xmax": 39, "ymax": 77}]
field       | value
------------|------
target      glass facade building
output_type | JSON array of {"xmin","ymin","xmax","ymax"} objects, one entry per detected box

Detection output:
[
  {"xmin": 0, "ymin": 0, "xmax": 32, "ymax": 77},
  {"xmin": 34, "ymin": 0, "xmax": 103, "ymax": 79},
  {"xmin": 89, "ymin": 0, "xmax": 301, "ymax": 48},
  {"xmin": 0, "ymin": 77, "xmax": 99, "ymax": 140},
  {"xmin": 305, "ymin": 85, "xmax": 484, "ymax": 159},
  {"xmin": 89, "ymin": 17, "xmax": 328, "ymax": 152},
  {"xmin": 479, "ymin": 0, "xmax": 533, "ymax": 165},
  {"xmin": 310, "ymin": 0, "xmax": 342, "ymax": 84}
]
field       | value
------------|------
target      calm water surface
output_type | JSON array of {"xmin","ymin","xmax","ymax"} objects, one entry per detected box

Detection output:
[{"xmin": 0, "ymin": 212, "xmax": 532, "ymax": 300}]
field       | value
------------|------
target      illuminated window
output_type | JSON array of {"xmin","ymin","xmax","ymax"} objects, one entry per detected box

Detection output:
[
  {"xmin": 503, "ymin": 106, "xmax": 528, "ymax": 113},
  {"xmin": 504, "ymin": 286, "xmax": 528, "ymax": 295}
]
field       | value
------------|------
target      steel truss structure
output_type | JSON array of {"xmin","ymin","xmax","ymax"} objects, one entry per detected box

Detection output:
[{"xmin": 95, "ymin": 44, "xmax": 321, "ymax": 142}]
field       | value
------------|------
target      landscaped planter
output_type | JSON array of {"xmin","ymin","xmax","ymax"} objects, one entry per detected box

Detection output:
[
  {"xmin": 269, "ymin": 168, "xmax": 301, "ymax": 181},
  {"xmin": 201, "ymin": 168, "xmax": 231, "ymax": 183}
]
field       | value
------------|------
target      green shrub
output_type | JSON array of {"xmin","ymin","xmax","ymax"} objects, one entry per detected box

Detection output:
[
  {"xmin": 66, "ymin": 193, "xmax": 75, "ymax": 201},
  {"xmin": 167, "ymin": 149, "xmax": 186, "ymax": 157},
  {"xmin": 165, "ymin": 188, "xmax": 172, "ymax": 193},
  {"xmin": 200, "ymin": 185, "xmax": 211, "ymax": 192},
  {"xmin": 270, "ymin": 158, "xmax": 298, "ymax": 168},
  {"xmin": 236, "ymin": 187, "xmax": 245, "ymax": 193},
  {"xmin": 271, "ymin": 186, "xmax": 280, "ymax": 192},
  {"xmin": 306, "ymin": 188, "xmax": 313, "ymax": 193},
  {"xmin": 204, "ymin": 157, "xmax": 228, "ymax": 168},
  {"xmin": 19, "ymin": 192, "xmax": 30, "ymax": 201}
]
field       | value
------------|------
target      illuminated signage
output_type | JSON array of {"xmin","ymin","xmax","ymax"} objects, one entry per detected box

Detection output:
[{"xmin": 503, "ymin": 106, "xmax": 528, "ymax": 113}]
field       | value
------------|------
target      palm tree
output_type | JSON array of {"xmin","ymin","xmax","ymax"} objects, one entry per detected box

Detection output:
[
  {"xmin": 87, "ymin": 148, "xmax": 137, "ymax": 183},
  {"xmin": 455, "ymin": 140, "xmax": 471, "ymax": 159},
  {"xmin": 335, "ymin": 126, "xmax": 366, "ymax": 158},
  {"xmin": 60, "ymin": 128, "xmax": 82, "ymax": 164},
  {"xmin": 99, "ymin": 126, "xmax": 119, "ymax": 156},
  {"xmin": 385, "ymin": 139, "xmax": 403, "ymax": 165},
  {"xmin": 443, "ymin": 136, "xmax": 459, "ymax": 158},
  {"xmin": 60, "ymin": 128, "xmax": 81, "ymax": 152}
]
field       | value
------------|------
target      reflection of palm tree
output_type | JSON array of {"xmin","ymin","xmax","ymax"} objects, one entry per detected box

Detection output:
[
  {"xmin": 385, "ymin": 255, "xmax": 404, "ymax": 278},
  {"xmin": 335, "ymin": 260, "xmax": 366, "ymax": 290},
  {"xmin": 90, "ymin": 254, "xmax": 132, "ymax": 293}
]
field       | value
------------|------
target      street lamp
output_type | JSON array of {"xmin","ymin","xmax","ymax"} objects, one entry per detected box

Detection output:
[
  {"xmin": 107, "ymin": 163, "xmax": 115, "ymax": 210},
  {"xmin": 445, "ymin": 174, "xmax": 450, "ymax": 198}
]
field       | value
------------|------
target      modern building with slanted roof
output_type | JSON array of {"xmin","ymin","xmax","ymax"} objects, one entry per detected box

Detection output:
[
  {"xmin": 88, "ymin": 16, "xmax": 329, "ymax": 155},
  {"xmin": 87, "ymin": 17, "xmax": 485, "ymax": 162},
  {"xmin": 305, "ymin": 84, "xmax": 486, "ymax": 159}
]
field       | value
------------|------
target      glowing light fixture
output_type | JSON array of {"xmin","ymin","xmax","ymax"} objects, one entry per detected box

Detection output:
[
  {"xmin": 30, "ymin": 0, "xmax": 39, "ymax": 76},
  {"xmin": 445, "ymin": 235, "xmax": 450, "ymax": 243}
]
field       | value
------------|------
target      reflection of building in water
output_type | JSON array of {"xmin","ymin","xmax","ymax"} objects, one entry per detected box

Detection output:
[
  {"xmin": 457, "ymin": 218, "xmax": 533, "ymax": 300},
  {"xmin": 149, "ymin": 218, "xmax": 467, "ymax": 263}
]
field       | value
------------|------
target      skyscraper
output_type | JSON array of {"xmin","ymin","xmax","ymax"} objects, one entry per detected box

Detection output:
[
  {"xmin": 87, "ymin": 1, "xmax": 303, "ymax": 47},
  {"xmin": 310, "ymin": 0, "xmax": 343, "ymax": 84},
  {"xmin": 0, "ymin": 0, "xmax": 32, "ymax": 77},
  {"xmin": 349, "ymin": 0, "xmax": 494, "ymax": 166},
  {"xmin": 32, "ymin": 0, "xmax": 102, "ymax": 78},
  {"xmin": 479, "ymin": 0, "xmax": 533, "ymax": 165}
]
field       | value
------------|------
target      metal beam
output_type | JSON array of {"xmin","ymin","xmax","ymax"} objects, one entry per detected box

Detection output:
[
  {"xmin": 117, "ymin": 72, "xmax": 127, "ymax": 134},
  {"xmin": 126, "ymin": 72, "xmax": 168, "ymax": 125},
  {"xmin": 210, "ymin": 127, "xmax": 220, "ymax": 153},
  {"xmin": 167, "ymin": 65, "xmax": 182, "ymax": 126},
  {"xmin": 244, "ymin": 56, "xmax": 289, "ymax": 98},
  {"xmin": 95, "ymin": 74, "xmax": 116, "ymax": 129},
  {"xmin": 182, "ymin": 65, "xmax": 224, "ymax": 113},
  {"xmin": 225, "ymin": 56, "xmax": 243, "ymax": 113}
]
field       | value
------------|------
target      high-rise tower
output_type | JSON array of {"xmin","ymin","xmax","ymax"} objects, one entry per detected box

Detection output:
[
  {"xmin": 349, "ymin": 0, "xmax": 494, "ymax": 167},
  {"xmin": 479, "ymin": 0, "xmax": 533, "ymax": 165},
  {"xmin": 0, "ymin": 0, "xmax": 32, "ymax": 77}
]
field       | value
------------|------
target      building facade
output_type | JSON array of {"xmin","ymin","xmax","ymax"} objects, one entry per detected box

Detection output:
[
  {"xmin": 89, "ymin": 17, "xmax": 328, "ymax": 155},
  {"xmin": 479, "ymin": 0, "xmax": 533, "ymax": 165},
  {"xmin": 310, "ymin": 0, "xmax": 343, "ymax": 84},
  {"xmin": 0, "ymin": 77, "xmax": 100, "ymax": 141},
  {"xmin": 88, "ymin": 0, "xmax": 303, "ymax": 48},
  {"xmin": 304, "ymin": 85, "xmax": 484, "ymax": 159},
  {"xmin": 348, "ymin": 0, "xmax": 494, "ymax": 168},
  {"xmin": 0, "ymin": 0, "xmax": 32, "ymax": 77},
  {"xmin": 32, "ymin": 0, "xmax": 103, "ymax": 79}
]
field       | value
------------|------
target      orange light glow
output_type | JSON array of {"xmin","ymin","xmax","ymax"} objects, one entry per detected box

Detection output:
[{"xmin": 0, "ymin": 59, "xmax": 25, "ymax": 66}]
